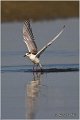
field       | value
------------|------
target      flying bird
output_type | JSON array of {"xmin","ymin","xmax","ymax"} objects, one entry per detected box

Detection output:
[{"xmin": 23, "ymin": 20, "xmax": 65, "ymax": 70}]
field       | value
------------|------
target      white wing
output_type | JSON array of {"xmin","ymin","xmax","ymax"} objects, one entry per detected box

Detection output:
[
  {"xmin": 36, "ymin": 25, "xmax": 65, "ymax": 58},
  {"xmin": 23, "ymin": 20, "xmax": 37, "ymax": 54}
]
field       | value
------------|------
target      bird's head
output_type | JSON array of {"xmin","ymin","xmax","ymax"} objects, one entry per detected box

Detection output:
[{"xmin": 24, "ymin": 52, "xmax": 30, "ymax": 57}]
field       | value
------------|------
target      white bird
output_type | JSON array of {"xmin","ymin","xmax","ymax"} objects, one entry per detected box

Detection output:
[{"xmin": 23, "ymin": 20, "xmax": 65, "ymax": 70}]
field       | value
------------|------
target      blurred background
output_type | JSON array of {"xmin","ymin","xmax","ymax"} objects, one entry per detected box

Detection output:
[{"xmin": 1, "ymin": 1, "xmax": 79, "ymax": 22}]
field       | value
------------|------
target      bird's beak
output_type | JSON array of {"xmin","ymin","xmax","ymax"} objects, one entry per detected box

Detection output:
[{"xmin": 24, "ymin": 55, "xmax": 26, "ymax": 57}]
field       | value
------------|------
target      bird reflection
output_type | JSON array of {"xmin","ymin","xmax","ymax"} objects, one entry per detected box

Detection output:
[{"xmin": 25, "ymin": 72, "xmax": 43, "ymax": 119}]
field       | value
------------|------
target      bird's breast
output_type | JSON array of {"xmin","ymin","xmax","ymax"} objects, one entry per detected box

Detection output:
[{"xmin": 29, "ymin": 54, "xmax": 40, "ymax": 64}]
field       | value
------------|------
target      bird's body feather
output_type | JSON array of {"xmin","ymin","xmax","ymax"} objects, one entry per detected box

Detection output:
[{"xmin": 26, "ymin": 53, "xmax": 40, "ymax": 64}]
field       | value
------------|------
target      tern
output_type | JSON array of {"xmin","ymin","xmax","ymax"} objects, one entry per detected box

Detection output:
[{"xmin": 23, "ymin": 20, "xmax": 65, "ymax": 70}]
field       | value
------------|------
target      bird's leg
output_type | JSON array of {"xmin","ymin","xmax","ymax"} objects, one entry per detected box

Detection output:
[
  {"xmin": 39, "ymin": 63, "xmax": 43, "ymax": 72},
  {"xmin": 33, "ymin": 66, "xmax": 34, "ymax": 76},
  {"xmin": 36, "ymin": 64, "xmax": 39, "ymax": 71},
  {"xmin": 33, "ymin": 66, "xmax": 34, "ymax": 71},
  {"xmin": 33, "ymin": 64, "xmax": 35, "ymax": 72},
  {"xmin": 39, "ymin": 63, "xmax": 42, "ymax": 69},
  {"xmin": 33, "ymin": 64, "xmax": 39, "ymax": 75}
]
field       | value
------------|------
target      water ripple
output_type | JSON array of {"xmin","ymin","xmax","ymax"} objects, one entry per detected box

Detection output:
[{"xmin": 1, "ymin": 64, "xmax": 79, "ymax": 73}]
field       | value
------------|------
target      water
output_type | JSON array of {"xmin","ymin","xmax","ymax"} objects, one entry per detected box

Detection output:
[{"xmin": 1, "ymin": 18, "xmax": 79, "ymax": 119}]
